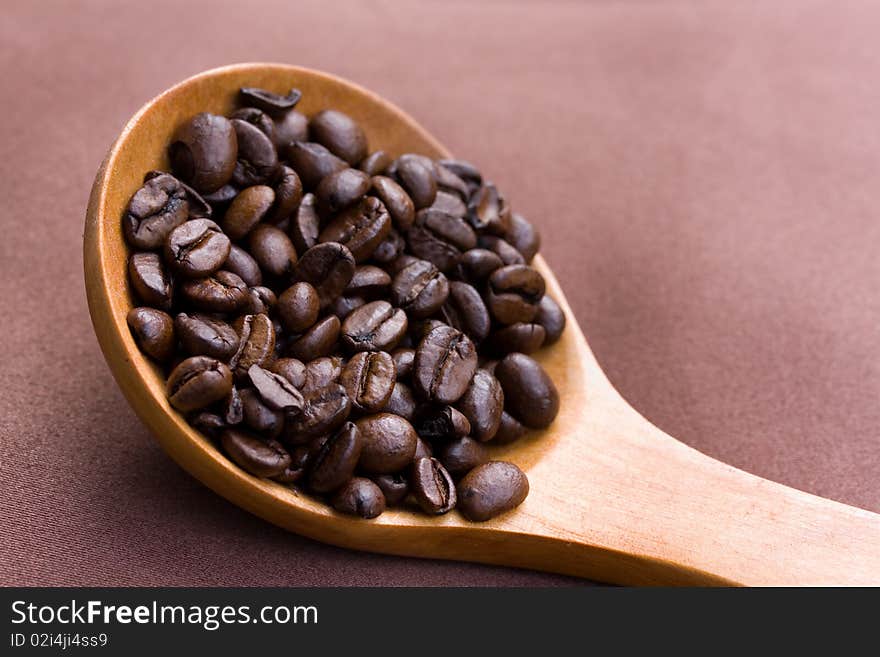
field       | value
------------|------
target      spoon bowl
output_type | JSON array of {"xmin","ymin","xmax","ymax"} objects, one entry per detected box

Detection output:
[{"xmin": 85, "ymin": 63, "xmax": 880, "ymax": 585}]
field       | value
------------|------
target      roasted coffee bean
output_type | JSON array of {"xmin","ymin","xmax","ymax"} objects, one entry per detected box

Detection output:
[
  {"xmin": 409, "ymin": 318, "xmax": 446, "ymax": 343},
  {"xmin": 384, "ymin": 253, "xmax": 421, "ymax": 276},
  {"xmin": 285, "ymin": 383, "xmax": 351, "ymax": 443},
  {"xmin": 437, "ymin": 437, "xmax": 489, "ymax": 478},
  {"xmin": 190, "ymin": 411, "xmax": 227, "ymax": 437},
  {"xmin": 413, "ymin": 405, "xmax": 471, "ymax": 442},
  {"xmin": 308, "ymin": 421, "xmax": 362, "ymax": 493},
  {"xmin": 230, "ymin": 118, "xmax": 278, "ymax": 187},
  {"xmin": 407, "ymin": 208, "xmax": 477, "ymax": 272},
  {"xmin": 505, "ymin": 213, "xmax": 540, "ymax": 263},
  {"xmin": 247, "ymin": 224, "xmax": 298, "ymax": 279},
  {"xmin": 278, "ymin": 282, "xmax": 320, "ymax": 333},
  {"xmin": 370, "ymin": 175, "xmax": 415, "ymax": 231},
  {"xmin": 128, "ymin": 307, "xmax": 175, "ymax": 362},
  {"xmin": 413, "ymin": 325, "xmax": 478, "ymax": 404},
  {"xmin": 299, "ymin": 357, "xmax": 342, "ymax": 394},
  {"xmin": 273, "ymin": 445, "xmax": 311, "ymax": 483},
  {"xmin": 488, "ymin": 323, "xmax": 546, "ymax": 355},
  {"xmin": 319, "ymin": 196, "xmax": 391, "ymax": 262},
  {"xmin": 167, "ymin": 356, "xmax": 233, "ymax": 412},
  {"xmin": 479, "ymin": 235, "xmax": 526, "ymax": 266},
  {"xmin": 390, "ymin": 348, "xmax": 415, "ymax": 380},
  {"xmin": 492, "ymin": 410, "xmax": 528, "ymax": 444},
  {"xmin": 221, "ymin": 428, "xmax": 291, "ymax": 478},
  {"xmin": 293, "ymin": 242, "xmax": 356, "ymax": 307},
  {"xmin": 286, "ymin": 315, "xmax": 341, "ymax": 360},
  {"xmin": 372, "ymin": 473, "xmax": 408, "ymax": 506},
  {"xmin": 456, "ymin": 248, "xmax": 503, "ymax": 284},
  {"xmin": 328, "ymin": 294, "xmax": 366, "ymax": 320},
  {"xmin": 285, "ymin": 141, "xmax": 348, "ymax": 189},
  {"xmin": 269, "ymin": 358, "xmax": 307, "ymax": 389},
  {"xmin": 455, "ymin": 368, "xmax": 504, "ymax": 442},
  {"xmin": 413, "ymin": 437, "xmax": 433, "ymax": 461},
  {"xmin": 535, "ymin": 295, "xmax": 565, "ymax": 345},
  {"xmin": 244, "ymin": 286, "xmax": 276, "ymax": 315},
  {"xmin": 128, "ymin": 252, "xmax": 173, "ymax": 310},
  {"xmin": 274, "ymin": 110, "xmax": 309, "ymax": 146},
  {"xmin": 266, "ymin": 166, "xmax": 303, "ymax": 224},
  {"xmin": 341, "ymin": 301, "xmax": 408, "ymax": 352},
  {"xmin": 289, "ymin": 192, "xmax": 321, "ymax": 253},
  {"xmin": 439, "ymin": 281, "xmax": 491, "ymax": 343},
  {"xmin": 486, "ymin": 265, "xmax": 545, "ymax": 325},
  {"xmin": 394, "ymin": 155, "xmax": 437, "ymax": 209},
  {"xmin": 309, "ymin": 110, "xmax": 367, "ymax": 165},
  {"xmin": 382, "ymin": 381, "xmax": 416, "ymax": 421},
  {"xmin": 169, "ymin": 113, "xmax": 237, "ymax": 194},
  {"xmin": 123, "ymin": 174, "xmax": 189, "ymax": 250},
  {"xmin": 175, "ymin": 312, "xmax": 239, "ymax": 360},
  {"xmin": 433, "ymin": 165, "xmax": 470, "ymax": 201},
  {"xmin": 371, "ymin": 228, "xmax": 404, "ymax": 264},
  {"xmin": 480, "ymin": 359, "xmax": 499, "ymax": 376},
  {"xmin": 240, "ymin": 388, "xmax": 284, "ymax": 438},
  {"xmin": 316, "ymin": 168, "xmax": 370, "ymax": 216},
  {"xmin": 468, "ymin": 182, "xmax": 510, "ymax": 235},
  {"xmin": 457, "ymin": 461, "xmax": 528, "ymax": 521},
  {"xmin": 202, "ymin": 183, "xmax": 239, "ymax": 210},
  {"xmin": 164, "ymin": 219, "xmax": 231, "ymax": 279},
  {"xmin": 494, "ymin": 353, "xmax": 559, "ymax": 428},
  {"xmin": 410, "ymin": 457, "xmax": 456, "ymax": 515},
  {"xmin": 332, "ymin": 477, "xmax": 386, "ymax": 518},
  {"xmin": 240, "ymin": 87, "xmax": 302, "ymax": 115},
  {"xmin": 359, "ymin": 150, "xmax": 393, "ymax": 177},
  {"xmin": 221, "ymin": 185, "xmax": 274, "ymax": 239},
  {"xmin": 437, "ymin": 159, "xmax": 482, "ymax": 190},
  {"xmin": 229, "ymin": 313, "xmax": 275, "ymax": 379},
  {"xmin": 391, "ymin": 259, "xmax": 449, "ymax": 319},
  {"xmin": 230, "ymin": 107, "xmax": 276, "ymax": 145},
  {"xmin": 345, "ymin": 265, "xmax": 391, "ymax": 297},
  {"xmin": 223, "ymin": 244, "xmax": 262, "ymax": 287},
  {"xmin": 179, "ymin": 270, "xmax": 248, "ymax": 313},
  {"xmin": 430, "ymin": 190, "xmax": 467, "ymax": 218},
  {"xmin": 356, "ymin": 413, "xmax": 418, "ymax": 474},
  {"xmin": 340, "ymin": 351, "xmax": 396, "ymax": 413},
  {"xmin": 249, "ymin": 364, "xmax": 304, "ymax": 412},
  {"xmin": 221, "ymin": 385, "xmax": 244, "ymax": 425}
]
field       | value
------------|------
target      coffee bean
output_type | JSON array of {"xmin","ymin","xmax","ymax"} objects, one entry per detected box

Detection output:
[
  {"xmin": 174, "ymin": 312, "xmax": 239, "ymax": 360},
  {"xmin": 382, "ymin": 381, "xmax": 416, "ymax": 421},
  {"xmin": 359, "ymin": 150, "xmax": 393, "ymax": 177},
  {"xmin": 128, "ymin": 252, "xmax": 173, "ymax": 310},
  {"xmin": 221, "ymin": 428, "xmax": 291, "ymax": 478},
  {"xmin": 239, "ymin": 87, "xmax": 302, "ymax": 115},
  {"xmin": 390, "ymin": 348, "xmax": 415, "ymax": 380},
  {"xmin": 274, "ymin": 110, "xmax": 309, "ymax": 147},
  {"xmin": 410, "ymin": 457, "xmax": 456, "ymax": 515},
  {"xmin": 248, "ymin": 364, "xmax": 304, "ymax": 412},
  {"xmin": 221, "ymin": 185, "xmax": 274, "ymax": 239},
  {"xmin": 505, "ymin": 212, "xmax": 540, "ymax": 263},
  {"xmin": 316, "ymin": 168, "xmax": 370, "ymax": 216},
  {"xmin": 272, "ymin": 445, "xmax": 311, "ymax": 484},
  {"xmin": 370, "ymin": 175, "xmax": 415, "ymax": 231},
  {"xmin": 167, "ymin": 356, "xmax": 233, "ymax": 412},
  {"xmin": 372, "ymin": 473, "xmax": 408, "ymax": 506},
  {"xmin": 430, "ymin": 190, "xmax": 467, "ymax": 218},
  {"xmin": 223, "ymin": 244, "xmax": 262, "ymax": 287},
  {"xmin": 535, "ymin": 295, "xmax": 565, "ymax": 345},
  {"xmin": 494, "ymin": 353, "xmax": 559, "ymax": 428},
  {"xmin": 341, "ymin": 300, "xmax": 408, "ymax": 352},
  {"xmin": 355, "ymin": 413, "xmax": 418, "ymax": 474},
  {"xmin": 128, "ymin": 307, "xmax": 175, "ymax": 362},
  {"xmin": 413, "ymin": 437, "xmax": 433, "ymax": 461},
  {"xmin": 247, "ymin": 224, "xmax": 298, "ymax": 279},
  {"xmin": 492, "ymin": 410, "xmax": 528, "ymax": 444},
  {"xmin": 202, "ymin": 183, "xmax": 239, "ymax": 211},
  {"xmin": 479, "ymin": 235, "xmax": 526, "ymax": 267},
  {"xmin": 285, "ymin": 141, "xmax": 347, "ymax": 190},
  {"xmin": 286, "ymin": 315, "xmax": 341, "ymax": 360},
  {"xmin": 230, "ymin": 118, "xmax": 278, "ymax": 187},
  {"xmin": 331, "ymin": 477, "xmax": 386, "ymax": 519},
  {"xmin": 319, "ymin": 196, "xmax": 391, "ymax": 262},
  {"xmin": 409, "ymin": 318, "xmax": 446, "ymax": 343},
  {"xmin": 269, "ymin": 358, "xmax": 307, "ymax": 389},
  {"xmin": 240, "ymin": 388, "xmax": 284, "ymax": 439},
  {"xmin": 309, "ymin": 110, "xmax": 368, "ymax": 165},
  {"xmin": 345, "ymin": 265, "xmax": 391, "ymax": 297},
  {"xmin": 340, "ymin": 351, "xmax": 396, "ymax": 413},
  {"xmin": 221, "ymin": 385, "xmax": 244, "ymax": 425},
  {"xmin": 371, "ymin": 228, "xmax": 404, "ymax": 264},
  {"xmin": 164, "ymin": 219, "xmax": 231, "ymax": 279},
  {"xmin": 230, "ymin": 107, "xmax": 276, "ymax": 145},
  {"xmin": 289, "ymin": 193, "xmax": 321, "ymax": 254},
  {"xmin": 486, "ymin": 265, "xmax": 545, "ymax": 325},
  {"xmin": 467, "ymin": 182, "xmax": 510, "ymax": 235},
  {"xmin": 123, "ymin": 174, "xmax": 190, "ymax": 250},
  {"xmin": 293, "ymin": 242, "xmax": 356, "ymax": 308},
  {"xmin": 266, "ymin": 166, "xmax": 303, "ymax": 224},
  {"xmin": 394, "ymin": 155, "xmax": 437, "ymax": 209},
  {"xmin": 391, "ymin": 259, "xmax": 449, "ymax": 319},
  {"xmin": 328, "ymin": 294, "xmax": 367, "ymax": 320},
  {"xmin": 439, "ymin": 281, "xmax": 491, "ymax": 342},
  {"xmin": 301, "ymin": 356, "xmax": 345, "ymax": 394},
  {"xmin": 437, "ymin": 437, "xmax": 489, "ymax": 478},
  {"xmin": 457, "ymin": 461, "xmax": 528, "ymax": 521},
  {"xmin": 413, "ymin": 325, "xmax": 477, "ymax": 404},
  {"xmin": 455, "ymin": 368, "xmax": 504, "ymax": 442},
  {"xmin": 179, "ymin": 270, "xmax": 248, "ymax": 313},
  {"xmin": 488, "ymin": 323, "xmax": 546, "ymax": 355},
  {"xmin": 413, "ymin": 405, "xmax": 471, "ymax": 442},
  {"xmin": 285, "ymin": 383, "xmax": 351, "ymax": 443},
  {"xmin": 384, "ymin": 253, "xmax": 421, "ymax": 276},
  {"xmin": 244, "ymin": 286, "xmax": 276, "ymax": 315},
  {"xmin": 456, "ymin": 248, "xmax": 503, "ymax": 284},
  {"xmin": 433, "ymin": 165, "xmax": 470, "ymax": 201},
  {"xmin": 169, "ymin": 113, "xmax": 237, "ymax": 194},
  {"xmin": 229, "ymin": 313, "xmax": 275, "ymax": 379},
  {"xmin": 308, "ymin": 421, "xmax": 362, "ymax": 493},
  {"xmin": 406, "ymin": 208, "xmax": 477, "ymax": 272},
  {"xmin": 437, "ymin": 159, "xmax": 482, "ymax": 190},
  {"xmin": 278, "ymin": 282, "xmax": 320, "ymax": 333},
  {"xmin": 190, "ymin": 411, "xmax": 227, "ymax": 437}
]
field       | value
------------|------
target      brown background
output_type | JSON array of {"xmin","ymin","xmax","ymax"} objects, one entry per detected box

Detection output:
[{"xmin": 1, "ymin": 0, "xmax": 878, "ymax": 586}]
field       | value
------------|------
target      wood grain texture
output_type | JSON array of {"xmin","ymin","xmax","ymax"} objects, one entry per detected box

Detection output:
[{"xmin": 84, "ymin": 63, "xmax": 880, "ymax": 586}]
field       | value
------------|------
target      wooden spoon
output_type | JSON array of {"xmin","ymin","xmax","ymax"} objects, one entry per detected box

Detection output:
[{"xmin": 84, "ymin": 63, "xmax": 880, "ymax": 586}]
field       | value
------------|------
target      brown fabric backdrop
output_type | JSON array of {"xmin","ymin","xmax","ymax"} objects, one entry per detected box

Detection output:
[{"xmin": 1, "ymin": 0, "xmax": 878, "ymax": 586}]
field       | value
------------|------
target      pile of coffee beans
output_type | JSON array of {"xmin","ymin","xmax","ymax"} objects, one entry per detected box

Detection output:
[{"xmin": 123, "ymin": 86, "xmax": 564, "ymax": 522}]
